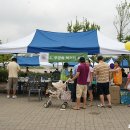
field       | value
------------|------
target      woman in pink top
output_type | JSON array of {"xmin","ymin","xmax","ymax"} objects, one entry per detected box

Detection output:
[
  {"xmin": 86, "ymin": 60, "xmax": 93, "ymax": 106},
  {"xmin": 125, "ymin": 73, "xmax": 130, "ymax": 107}
]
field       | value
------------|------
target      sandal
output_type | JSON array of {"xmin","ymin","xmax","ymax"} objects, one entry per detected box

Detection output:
[
  {"xmin": 72, "ymin": 106, "xmax": 80, "ymax": 110},
  {"xmin": 107, "ymin": 104, "xmax": 112, "ymax": 108},
  {"xmin": 97, "ymin": 104, "xmax": 105, "ymax": 108},
  {"xmin": 80, "ymin": 106, "xmax": 86, "ymax": 109},
  {"xmin": 88, "ymin": 104, "xmax": 93, "ymax": 107}
]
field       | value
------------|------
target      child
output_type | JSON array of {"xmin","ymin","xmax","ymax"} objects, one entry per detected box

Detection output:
[{"xmin": 125, "ymin": 73, "xmax": 130, "ymax": 107}]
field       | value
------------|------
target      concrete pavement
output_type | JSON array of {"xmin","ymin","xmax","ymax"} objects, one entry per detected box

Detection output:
[{"xmin": 0, "ymin": 94, "xmax": 130, "ymax": 130}]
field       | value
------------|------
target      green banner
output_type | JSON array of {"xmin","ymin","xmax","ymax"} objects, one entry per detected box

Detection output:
[{"xmin": 49, "ymin": 53, "xmax": 88, "ymax": 62}]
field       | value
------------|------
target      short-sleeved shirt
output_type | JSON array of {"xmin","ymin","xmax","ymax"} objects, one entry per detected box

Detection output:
[
  {"xmin": 60, "ymin": 69, "xmax": 69, "ymax": 81},
  {"xmin": 94, "ymin": 62, "xmax": 110, "ymax": 83},
  {"xmin": 77, "ymin": 63, "xmax": 89, "ymax": 85},
  {"xmin": 87, "ymin": 66, "xmax": 93, "ymax": 82},
  {"xmin": 127, "ymin": 73, "xmax": 130, "ymax": 89},
  {"xmin": 128, "ymin": 73, "xmax": 130, "ymax": 79},
  {"xmin": 73, "ymin": 63, "xmax": 80, "ymax": 76},
  {"xmin": 7, "ymin": 61, "xmax": 20, "ymax": 78},
  {"xmin": 113, "ymin": 67, "xmax": 122, "ymax": 85}
]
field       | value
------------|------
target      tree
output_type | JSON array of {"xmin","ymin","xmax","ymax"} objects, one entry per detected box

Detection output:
[
  {"xmin": 125, "ymin": 35, "xmax": 130, "ymax": 42},
  {"xmin": 113, "ymin": 0, "xmax": 130, "ymax": 42},
  {"xmin": 73, "ymin": 18, "xmax": 82, "ymax": 32},
  {"xmin": 82, "ymin": 19, "xmax": 100, "ymax": 32},
  {"xmin": 67, "ymin": 21, "xmax": 72, "ymax": 32},
  {"xmin": 67, "ymin": 17, "xmax": 100, "ymax": 32},
  {"xmin": 0, "ymin": 54, "xmax": 12, "ymax": 69}
]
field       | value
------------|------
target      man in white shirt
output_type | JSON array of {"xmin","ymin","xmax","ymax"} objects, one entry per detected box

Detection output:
[{"xmin": 7, "ymin": 58, "xmax": 20, "ymax": 99}]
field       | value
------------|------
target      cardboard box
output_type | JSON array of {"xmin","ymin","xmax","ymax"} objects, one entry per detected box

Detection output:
[{"xmin": 109, "ymin": 86, "xmax": 120, "ymax": 104}]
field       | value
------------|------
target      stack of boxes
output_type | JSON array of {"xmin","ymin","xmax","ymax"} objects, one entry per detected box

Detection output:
[
  {"xmin": 109, "ymin": 86, "xmax": 120, "ymax": 104},
  {"xmin": 109, "ymin": 86, "xmax": 130, "ymax": 104}
]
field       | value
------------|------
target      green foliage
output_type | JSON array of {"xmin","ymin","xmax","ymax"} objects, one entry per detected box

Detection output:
[
  {"xmin": 18, "ymin": 71, "xmax": 52, "ymax": 79},
  {"xmin": 73, "ymin": 18, "xmax": 82, "ymax": 32},
  {"xmin": 67, "ymin": 21, "xmax": 72, "ymax": 32},
  {"xmin": 117, "ymin": 54, "xmax": 130, "ymax": 66},
  {"xmin": 18, "ymin": 71, "xmax": 27, "ymax": 77},
  {"xmin": 82, "ymin": 19, "xmax": 100, "ymax": 32},
  {"xmin": 124, "ymin": 35, "xmax": 130, "ymax": 42},
  {"xmin": 0, "ymin": 54, "xmax": 12, "ymax": 63},
  {"xmin": 0, "ymin": 69, "xmax": 8, "ymax": 82},
  {"xmin": 0, "ymin": 54, "xmax": 12, "ymax": 69},
  {"xmin": 113, "ymin": 0, "xmax": 130, "ymax": 42},
  {"xmin": 67, "ymin": 17, "xmax": 100, "ymax": 32}
]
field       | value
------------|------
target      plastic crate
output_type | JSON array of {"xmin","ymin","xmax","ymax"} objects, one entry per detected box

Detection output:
[{"xmin": 120, "ymin": 89, "xmax": 130, "ymax": 105}]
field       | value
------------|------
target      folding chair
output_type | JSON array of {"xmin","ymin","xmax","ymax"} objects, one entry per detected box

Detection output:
[{"xmin": 28, "ymin": 76, "xmax": 42, "ymax": 101}]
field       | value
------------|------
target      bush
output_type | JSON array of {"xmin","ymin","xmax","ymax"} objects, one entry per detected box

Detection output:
[
  {"xmin": 0, "ymin": 69, "xmax": 52, "ymax": 83},
  {"xmin": 0, "ymin": 69, "xmax": 8, "ymax": 82}
]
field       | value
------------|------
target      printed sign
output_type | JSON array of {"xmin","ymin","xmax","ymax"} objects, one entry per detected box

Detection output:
[{"xmin": 49, "ymin": 53, "xmax": 88, "ymax": 62}]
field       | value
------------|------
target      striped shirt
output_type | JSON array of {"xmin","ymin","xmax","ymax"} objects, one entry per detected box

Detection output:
[{"xmin": 94, "ymin": 62, "xmax": 110, "ymax": 83}]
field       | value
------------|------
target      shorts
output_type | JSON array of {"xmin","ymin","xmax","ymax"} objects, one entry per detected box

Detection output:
[
  {"xmin": 7, "ymin": 78, "xmax": 18, "ymax": 91},
  {"xmin": 87, "ymin": 82, "xmax": 93, "ymax": 91},
  {"xmin": 97, "ymin": 82, "xmax": 110, "ymax": 95},
  {"xmin": 76, "ymin": 84, "xmax": 87, "ymax": 98}
]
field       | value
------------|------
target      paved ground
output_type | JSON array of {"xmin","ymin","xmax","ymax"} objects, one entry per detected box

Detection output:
[{"xmin": 0, "ymin": 94, "xmax": 130, "ymax": 130}]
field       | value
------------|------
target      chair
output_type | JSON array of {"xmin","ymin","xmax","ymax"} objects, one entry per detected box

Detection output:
[
  {"xmin": 18, "ymin": 77, "xmax": 25, "ymax": 94},
  {"xmin": 28, "ymin": 76, "xmax": 42, "ymax": 101},
  {"xmin": 21, "ymin": 77, "xmax": 29, "ymax": 95},
  {"xmin": 40, "ymin": 76, "xmax": 49, "ymax": 97}
]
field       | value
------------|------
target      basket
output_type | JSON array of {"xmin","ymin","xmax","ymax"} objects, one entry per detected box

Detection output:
[
  {"xmin": 120, "ymin": 89, "xmax": 130, "ymax": 105},
  {"xmin": 61, "ymin": 90, "xmax": 71, "ymax": 101}
]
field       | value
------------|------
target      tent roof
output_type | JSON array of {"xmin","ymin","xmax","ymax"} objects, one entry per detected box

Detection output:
[
  {"xmin": 28, "ymin": 29, "xmax": 99, "ymax": 54},
  {"xmin": 105, "ymin": 58, "xmax": 115, "ymax": 65},
  {"xmin": 0, "ymin": 29, "xmax": 129, "ymax": 54}
]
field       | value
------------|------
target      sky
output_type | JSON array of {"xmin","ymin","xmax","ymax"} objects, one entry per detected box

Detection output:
[{"xmin": 0, "ymin": 0, "xmax": 129, "ymax": 43}]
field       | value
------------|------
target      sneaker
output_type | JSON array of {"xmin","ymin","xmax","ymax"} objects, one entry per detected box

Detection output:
[
  {"xmin": 12, "ymin": 95, "xmax": 17, "ymax": 99},
  {"xmin": 7, "ymin": 95, "xmax": 10, "ymax": 99}
]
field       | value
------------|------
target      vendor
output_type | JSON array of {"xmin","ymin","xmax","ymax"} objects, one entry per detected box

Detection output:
[
  {"xmin": 112, "ymin": 61, "xmax": 122, "ymax": 87},
  {"xmin": 25, "ymin": 66, "xmax": 30, "ymax": 76}
]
